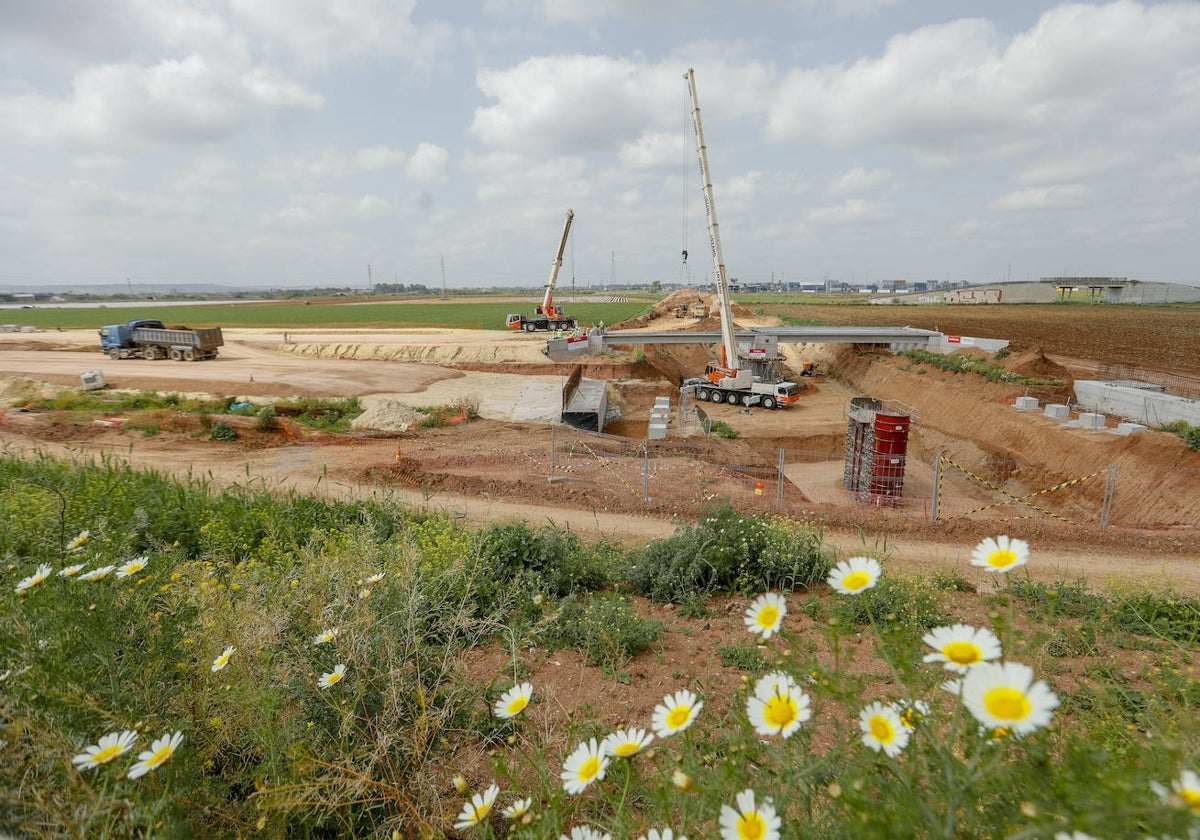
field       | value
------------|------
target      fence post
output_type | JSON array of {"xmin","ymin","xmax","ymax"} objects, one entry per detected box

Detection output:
[
  {"xmin": 930, "ymin": 455, "xmax": 942, "ymax": 521},
  {"xmin": 549, "ymin": 423, "xmax": 555, "ymax": 479},
  {"xmin": 643, "ymin": 444, "xmax": 651, "ymax": 503},
  {"xmin": 1099, "ymin": 464, "xmax": 1118, "ymax": 531},
  {"xmin": 776, "ymin": 448, "xmax": 785, "ymax": 511}
]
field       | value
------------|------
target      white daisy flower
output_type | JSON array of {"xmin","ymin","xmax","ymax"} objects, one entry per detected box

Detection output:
[
  {"xmin": 970, "ymin": 535, "xmax": 1029, "ymax": 573},
  {"xmin": 859, "ymin": 701, "xmax": 910, "ymax": 757},
  {"xmin": 211, "ymin": 646, "xmax": 235, "ymax": 672},
  {"xmin": 312, "ymin": 628, "xmax": 340, "ymax": 646},
  {"xmin": 502, "ymin": 797, "xmax": 532, "ymax": 820},
  {"xmin": 363, "ymin": 572, "xmax": 385, "ymax": 585},
  {"xmin": 493, "ymin": 682, "xmax": 533, "ymax": 719},
  {"xmin": 638, "ymin": 830, "xmax": 686, "ymax": 840},
  {"xmin": 1153, "ymin": 769, "xmax": 1200, "ymax": 813},
  {"xmin": 746, "ymin": 671, "xmax": 811, "ymax": 739},
  {"xmin": 719, "ymin": 788, "xmax": 782, "ymax": 840},
  {"xmin": 454, "ymin": 782, "xmax": 499, "ymax": 830},
  {"xmin": 960, "ymin": 661, "xmax": 1058, "ymax": 736},
  {"xmin": 59, "ymin": 563, "xmax": 87, "ymax": 578},
  {"xmin": 827, "ymin": 556, "xmax": 882, "ymax": 595},
  {"xmin": 893, "ymin": 699, "xmax": 930, "ymax": 730},
  {"xmin": 1054, "ymin": 831, "xmax": 1099, "ymax": 840},
  {"xmin": 559, "ymin": 827, "xmax": 611, "ymax": 840},
  {"xmin": 14, "ymin": 563, "xmax": 52, "ymax": 594},
  {"xmin": 561, "ymin": 738, "xmax": 609, "ymax": 795},
  {"xmin": 116, "ymin": 556, "xmax": 149, "ymax": 578},
  {"xmin": 72, "ymin": 730, "xmax": 138, "ymax": 770},
  {"xmin": 651, "ymin": 689, "xmax": 703, "ymax": 739},
  {"xmin": 318, "ymin": 663, "xmax": 347, "ymax": 689},
  {"xmin": 601, "ymin": 727, "xmax": 654, "ymax": 758},
  {"xmin": 66, "ymin": 530, "xmax": 90, "ymax": 552},
  {"xmin": 127, "ymin": 731, "xmax": 183, "ymax": 779},
  {"xmin": 77, "ymin": 565, "xmax": 117, "ymax": 582},
  {"xmin": 743, "ymin": 592, "xmax": 787, "ymax": 639},
  {"xmin": 922, "ymin": 624, "xmax": 1003, "ymax": 673}
]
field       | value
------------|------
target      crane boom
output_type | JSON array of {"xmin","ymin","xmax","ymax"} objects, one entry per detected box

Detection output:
[
  {"xmin": 541, "ymin": 209, "xmax": 574, "ymax": 319},
  {"xmin": 685, "ymin": 68, "xmax": 748, "ymax": 388}
]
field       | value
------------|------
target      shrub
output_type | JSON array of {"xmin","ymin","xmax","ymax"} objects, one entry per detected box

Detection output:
[
  {"xmin": 544, "ymin": 595, "xmax": 663, "ymax": 674},
  {"xmin": 702, "ymin": 418, "xmax": 740, "ymax": 439},
  {"xmin": 831, "ymin": 574, "xmax": 946, "ymax": 634},
  {"xmin": 254, "ymin": 405, "xmax": 277, "ymax": 431},
  {"xmin": 210, "ymin": 421, "xmax": 239, "ymax": 441},
  {"xmin": 476, "ymin": 520, "xmax": 613, "ymax": 597}
]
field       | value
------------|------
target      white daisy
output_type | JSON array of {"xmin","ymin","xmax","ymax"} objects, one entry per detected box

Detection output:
[
  {"xmin": 743, "ymin": 592, "xmax": 787, "ymax": 639},
  {"xmin": 922, "ymin": 624, "xmax": 1003, "ymax": 673},
  {"xmin": 502, "ymin": 797, "xmax": 532, "ymax": 820},
  {"xmin": 960, "ymin": 661, "xmax": 1058, "ymax": 736},
  {"xmin": 363, "ymin": 572, "xmax": 385, "ymax": 585},
  {"xmin": 211, "ymin": 646, "xmax": 235, "ymax": 672},
  {"xmin": 116, "ymin": 556, "xmax": 149, "ymax": 578},
  {"xmin": 639, "ymin": 830, "xmax": 686, "ymax": 840},
  {"xmin": 859, "ymin": 701, "xmax": 910, "ymax": 757},
  {"xmin": 493, "ymin": 682, "xmax": 533, "ymax": 719},
  {"xmin": 970, "ymin": 535, "xmax": 1029, "ymax": 573},
  {"xmin": 1153, "ymin": 769, "xmax": 1200, "ymax": 813},
  {"xmin": 827, "ymin": 556, "xmax": 882, "ymax": 595},
  {"xmin": 746, "ymin": 671, "xmax": 811, "ymax": 739},
  {"xmin": 77, "ymin": 565, "xmax": 117, "ymax": 582},
  {"xmin": 719, "ymin": 788, "xmax": 782, "ymax": 840},
  {"xmin": 72, "ymin": 730, "xmax": 138, "ymax": 770},
  {"xmin": 318, "ymin": 663, "xmax": 347, "ymax": 689},
  {"xmin": 651, "ymin": 689, "xmax": 703, "ymax": 739},
  {"xmin": 312, "ymin": 628, "xmax": 340, "ymax": 646},
  {"xmin": 66, "ymin": 530, "xmax": 90, "ymax": 552},
  {"xmin": 559, "ymin": 827, "xmax": 611, "ymax": 840},
  {"xmin": 601, "ymin": 727, "xmax": 653, "ymax": 758},
  {"xmin": 893, "ymin": 699, "xmax": 931, "ymax": 730},
  {"xmin": 561, "ymin": 738, "xmax": 609, "ymax": 795},
  {"xmin": 14, "ymin": 563, "xmax": 52, "ymax": 594},
  {"xmin": 454, "ymin": 782, "xmax": 499, "ymax": 830},
  {"xmin": 59, "ymin": 563, "xmax": 87, "ymax": 578},
  {"xmin": 127, "ymin": 731, "xmax": 183, "ymax": 779}
]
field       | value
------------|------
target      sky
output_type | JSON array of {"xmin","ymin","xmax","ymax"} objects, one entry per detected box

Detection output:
[{"xmin": 1, "ymin": 0, "xmax": 1199, "ymax": 292}]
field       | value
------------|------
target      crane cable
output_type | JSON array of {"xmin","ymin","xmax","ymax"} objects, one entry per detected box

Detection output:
[{"xmin": 681, "ymin": 79, "xmax": 690, "ymax": 284}]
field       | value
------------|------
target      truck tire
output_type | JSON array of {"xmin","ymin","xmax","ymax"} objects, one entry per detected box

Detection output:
[
  {"xmin": 169, "ymin": 348, "xmax": 183, "ymax": 361},
  {"xmin": 709, "ymin": 390, "xmax": 723, "ymax": 403},
  {"xmin": 695, "ymin": 388, "xmax": 710, "ymax": 402},
  {"xmin": 143, "ymin": 347, "xmax": 159, "ymax": 361},
  {"xmin": 523, "ymin": 322, "xmax": 537, "ymax": 332},
  {"xmin": 761, "ymin": 396, "xmax": 776, "ymax": 410},
  {"xmin": 183, "ymin": 348, "xmax": 196, "ymax": 361},
  {"xmin": 106, "ymin": 348, "xmax": 121, "ymax": 360}
]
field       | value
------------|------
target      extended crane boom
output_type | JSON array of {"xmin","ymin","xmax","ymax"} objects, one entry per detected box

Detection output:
[{"xmin": 506, "ymin": 209, "xmax": 580, "ymax": 332}]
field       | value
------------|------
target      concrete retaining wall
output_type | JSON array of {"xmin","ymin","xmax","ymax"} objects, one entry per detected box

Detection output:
[{"xmin": 1074, "ymin": 380, "xmax": 1200, "ymax": 426}]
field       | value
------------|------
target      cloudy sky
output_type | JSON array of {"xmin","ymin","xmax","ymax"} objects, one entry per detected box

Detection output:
[{"xmin": 2, "ymin": 0, "xmax": 1199, "ymax": 292}]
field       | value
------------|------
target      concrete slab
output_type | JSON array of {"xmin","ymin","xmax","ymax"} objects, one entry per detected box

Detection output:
[{"xmin": 1074, "ymin": 380, "xmax": 1200, "ymax": 426}]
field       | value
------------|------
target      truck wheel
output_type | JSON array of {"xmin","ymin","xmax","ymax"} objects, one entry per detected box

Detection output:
[
  {"xmin": 143, "ymin": 347, "xmax": 159, "ymax": 361},
  {"xmin": 183, "ymin": 349, "xmax": 196, "ymax": 361},
  {"xmin": 523, "ymin": 322, "xmax": 537, "ymax": 332},
  {"xmin": 708, "ymin": 390, "xmax": 722, "ymax": 403},
  {"xmin": 107, "ymin": 348, "xmax": 121, "ymax": 360},
  {"xmin": 695, "ymin": 388, "xmax": 710, "ymax": 401},
  {"xmin": 762, "ymin": 396, "xmax": 776, "ymax": 410},
  {"xmin": 169, "ymin": 348, "xmax": 183, "ymax": 361}
]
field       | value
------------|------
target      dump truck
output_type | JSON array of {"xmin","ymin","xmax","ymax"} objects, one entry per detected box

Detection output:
[{"xmin": 98, "ymin": 319, "xmax": 224, "ymax": 361}]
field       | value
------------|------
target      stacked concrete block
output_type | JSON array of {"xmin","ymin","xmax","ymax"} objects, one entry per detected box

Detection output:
[
  {"xmin": 1117, "ymin": 422, "xmax": 1148, "ymax": 436},
  {"xmin": 1044, "ymin": 404, "xmax": 1071, "ymax": 420},
  {"xmin": 649, "ymin": 396, "xmax": 670, "ymax": 440},
  {"xmin": 1015, "ymin": 396, "xmax": 1039, "ymax": 411},
  {"xmin": 1079, "ymin": 412, "xmax": 1107, "ymax": 430}
]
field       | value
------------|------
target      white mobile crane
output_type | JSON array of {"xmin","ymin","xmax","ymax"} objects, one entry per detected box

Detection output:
[
  {"xmin": 681, "ymin": 68, "xmax": 800, "ymax": 410},
  {"xmin": 506, "ymin": 209, "xmax": 580, "ymax": 332}
]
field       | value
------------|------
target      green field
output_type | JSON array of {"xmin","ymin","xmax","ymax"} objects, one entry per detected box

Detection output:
[{"xmin": 3, "ymin": 298, "xmax": 654, "ymax": 331}]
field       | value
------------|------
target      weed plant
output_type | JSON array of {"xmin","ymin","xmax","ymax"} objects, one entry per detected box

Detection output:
[
  {"xmin": 900, "ymin": 347, "xmax": 1064, "ymax": 386},
  {"xmin": 1157, "ymin": 420, "xmax": 1200, "ymax": 450}
]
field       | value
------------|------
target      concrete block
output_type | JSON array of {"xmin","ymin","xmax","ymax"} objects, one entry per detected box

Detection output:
[
  {"xmin": 1044, "ymin": 404, "xmax": 1070, "ymax": 420},
  {"xmin": 1079, "ymin": 412, "xmax": 1107, "ymax": 429},
  {"xmin": 1117, "ymin": 422, "xmax": 1148, "ymax": 436},
  {"xmin": 1015, "ymin": 396, "xmax": 1039, "ymax": 411}
]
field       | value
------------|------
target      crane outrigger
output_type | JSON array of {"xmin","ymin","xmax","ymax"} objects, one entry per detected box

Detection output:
[
  {"xmin": 682, "ymin": 68, "xmax": 800, "ymax": 409},
  {"xmin": 506, "ymin": 209, "xmax": 580, "ymax": 332}
]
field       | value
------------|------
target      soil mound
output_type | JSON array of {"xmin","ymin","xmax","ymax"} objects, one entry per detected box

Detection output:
[
  {"xmin": 351, "ymin": 397, "xmax": 428, "ymax": 431},
  {"xmin": 1002, "ymin": 348, "xmax": 1072, "ymax": 382}
]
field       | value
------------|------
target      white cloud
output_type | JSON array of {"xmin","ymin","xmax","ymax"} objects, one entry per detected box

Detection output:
[
  {"xmin": 992, "ymin": 184, "xmax": 1090, "ymax": 211},
  {"xmin": 262, "ymin": 193, "xmax": 394, "ymax": 227},
  {"xmin": 264, "ymin": 146, "xmax": 410, "ymax": 188},
  {"xmin": 355, "ymin": 146, "xmax": 408, "ymax": 172},
  {"xmin": 172, "ymin": 153, "xmax": 241, "ymax": 193},
  {"xmin": 406, "ymin": 143, "xmax": 450, "ymax": 182},
  {"xmin": 618, "ymin": 131, "xmax": 686, "ymax": 170},
  {"xmin": 828, "ymin": 167, "xmax": 891, "ymax": 195},
  {"xmin": 806, "ymin": 198, "xmax": 892, "ymax": 226}
]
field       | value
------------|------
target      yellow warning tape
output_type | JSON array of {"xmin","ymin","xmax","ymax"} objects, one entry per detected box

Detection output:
[
  {"xmin": 942, "ymin": 456, "xmax": 1102, "ymax": 525},
  {"xmin": 577, "ymin": 440, "xmax": 643, "ymax": 499}
]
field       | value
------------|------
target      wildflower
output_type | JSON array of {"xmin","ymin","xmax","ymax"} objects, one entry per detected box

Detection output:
[
  {"xmin": 502, "ymin": 797, "xmax": 532, "ymax": 819},
  {"xmin": 561, "ymin": 738, "xmax": 609, "ymax": 795},
  {"xmin": 116, "ymin": 556, "xmax": 149, "ymax": 578},
  {"xmin": 211, "ymin": 646, "xmax": 235, "ymax": 673},
  {"xmin": 67, "ymin": 530, "xmax": 90, "ymax": 552},
  {"xmin": 970, "ymin": 535, "xmax": 1029, "ymax": 573},
  {"xmin": 78, "ymin": 565, "xmax": 117, "ymax": 582},
  {"xmin": 859, "ymin": 701, "xmax": 910, "ymax": 757},
  {"xmin": 560, "ymin": 827, "xmax": 611, "ymax": 840},
  {"xmin": 746, "ymin": 671, "xmax": 811, "ymax": 739},
  {"xmin": 363, "ymin": 572, "xmax": 385, "ymax": 585},
  {"xmin": 744, "ymin": 592, "xmax": 787, "ymax": 639},
  {"xmin": 672, "ymin": 768, "xmax": 693, "ymax": 791},
  {"xmin": 922, "ymin": 623, "xmax": 1003, "ymax": 673},
  {"xmin": 1054, "ymin": 833, "xmax": 1100, "ymax": 840},
  {"xmin": 960, "ymin": 661, "xmax": 1058, "ymax": 736},
  {"xmin": 14, "ymin": 563, "xmax": 52, "ymax": 594},
  {"xmin": 1153, "ymin": 769, "xmax": 1200, "ymax": 813},
  {"xmin": 452, "ymin": 774, "xmax": 470, "ymax": 794},
  {"xmin": 893, "ymin": 699, "xmax": 930, "ymax": 730},
  {"xmin": 72, "ymin": 730, "xmax": 138, "ymax": 770},
  {"xmin": 602, "ymin": 727, "xmax": 654, "ymax": 758},
  {"xmin": 652, "ymin": 689, "xmax": 703, "ymax": 739},
  {"xmin": 827, "ymin": 556, "xmax": 882, "ymax": 595},
  {"xmin": 318, "ymin": 663, "xmax": 347, "ymax": 689},
  {"xmin": 454, "ymin": 782, "xmax": 499, "ymax": 830},
  {"xmin": 719, "ymin": 788, "xmax": 782, "ymax": 840},
  {"xmin": 59, "ymin": 563, "xmax": 87, "ymax": 578},
  {"xmin": 312, "ymin": 628, "xmax": 340, "ymax": 646},
  {"xmin": 639, "ymin": 830, "xmax": 686, "ymax": 840},
  {"xmin": 127, "ymin": 731, "xmax": 183, "ymax": 779},
  {"xmin": 357, "ymin": 588, "xmax": 371, "ymax": 599},
  {"xmin": 493, "ymin": 682, "xmax": 533, "ymax": 719}
]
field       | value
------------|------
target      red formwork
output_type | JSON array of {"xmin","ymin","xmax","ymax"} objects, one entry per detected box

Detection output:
[
  {"xmin": 844, "ymin": 399, "xmax": 911, "ymax": 506},
  {"xmin": 868, "ymin": 412, "xmax": 910, "ymax": 501}
]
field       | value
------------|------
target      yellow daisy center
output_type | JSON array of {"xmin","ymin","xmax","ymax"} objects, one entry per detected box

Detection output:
[
  {"xmin": 737, "ymin": 812, "xmax": 767, "ymax": 840},
  {"xmin": 987, "ymin": 549, "xmax": 1016, "ymax": 569},
  {"xmin": 578, "ymin": 755, "xmax": 601, "ymax": 783},
  {"xmin": 666, "ymin": 705, "xmax": 692, "ymax": 729},
  {"xmin": 900, "ymin": 708, "xmax": 920, "ymax": 728},
  {"xmin": 763, "ymin": 695, "xmax": 798, "ymax": 729},
  {"xmin": 755, "ymin": 605, "xmax": 779, "ymax": 629},
  {"xmin": 92, "ymin": 744, "xmax": 125, "ymax": 764},
  {"xmin": 943, "ymin": 641, "xmax": 983, "ymax": 665},
  {"xmin": 507, "ymin": 695, "xmax": 528, "ymax": 715},
  {"xmin": 614, "ymin": 741, "xmax": 640, "ymax": 756},
  {"xmin": 326, "ymin": 671, "xmax": 343, "ymax": 685},
  {"xmin": 472, "ymin": 802, "xmax": 492, "ymax": 822},
  {"xmin": 870, "ymin": 715, "xmax": 895, "ymax": 744},
  {"xmin": 147, "ymin": 745, "xmax": 174, "ymax": 769},
  {"xmin": 984, "ymin": 686, "xmax": 1031, "ymax": 721},
  {"xmin": 843, "ymin": 571, "xmax": 870, "ymax": 590},
  {"xmin": 1179, "ymin": 788, "xmax": 1200, "ymax": 812}
]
